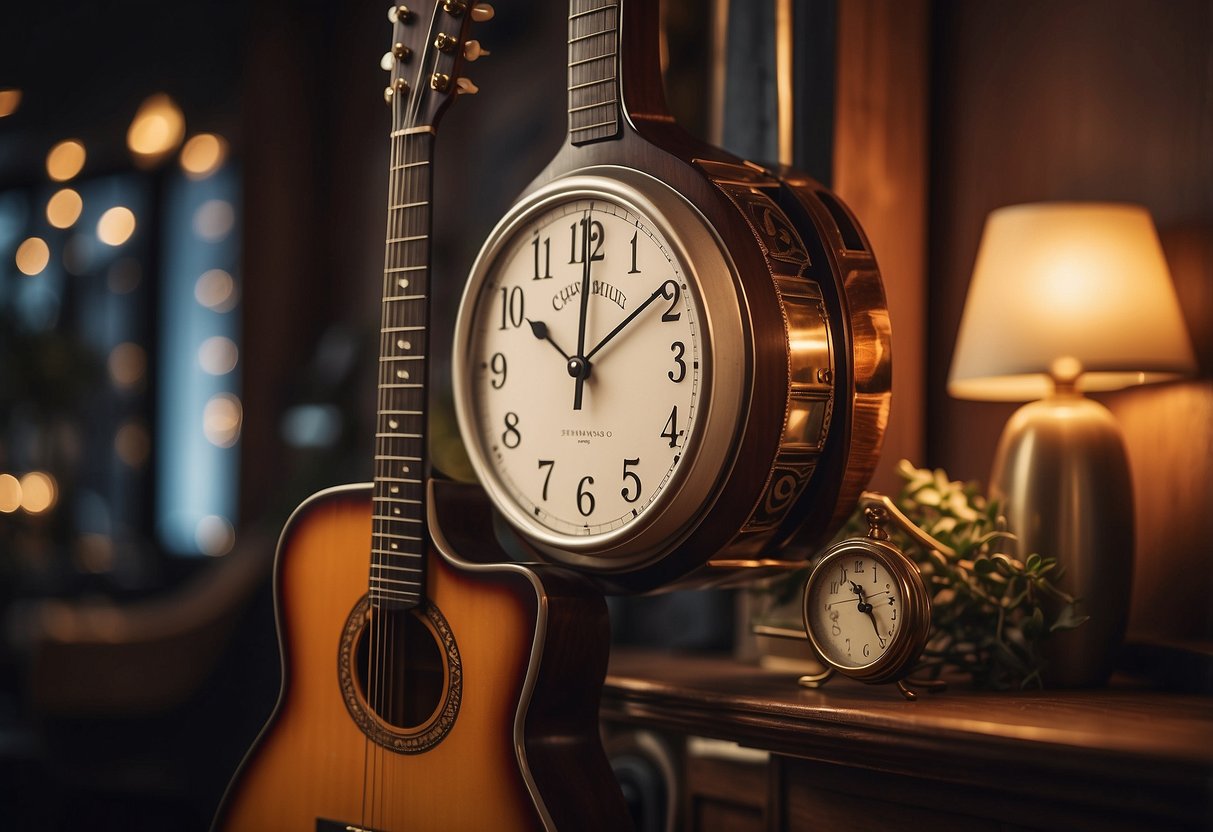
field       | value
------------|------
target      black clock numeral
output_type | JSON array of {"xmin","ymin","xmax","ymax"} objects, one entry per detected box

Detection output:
[
  {"xmin": 569, "ymin": 216, "xmax": 605, "ymax": 264},
  {"xmin": 576, "ymin": 475, "xmax": 596, "ymax": 517},
  {"xmin": 498, "ymin": 286, "xmax": 525, "ymax": 330},
  {"xmin": 628, "ymin": 230, "xmax": 642, "ymax": 274},
  {"xmin": 489, "ymin": 352, "xmax": 507, "ymax": 389},
  {"xmin": 538, "ymin": 459, "xmax": 554, "ymax": 501},
  {"xmin": 862, "ymin": 643, "xmax": 871, "ymax": 658},
  {"xmin": 668, "ymin": 341, "xmax": 686, "ymax": 383},
  {"xmin": 502, "ymin": 411, "xmax": 521, "ymax": 449},
  {"xmin": 659, "ymin": 280, "xmax": 681, "ymax": 322},
  {"xmin": 660, "ymin": 406, "xmax": 684, "ymax": 448},
  {"xmin": 840, "ymin": 565, "xmax": 848, "ymax": 584},
  {"xmin": 829, "ymin": 580, "xmax": 839, "ymax": 595},
  {"xmin": 890, "ymin": 606, "xmax": 897, "ymax": 621},
  {"xmin": 621, "ymin": 457, "xmax": 642, "ymax": 503},
  {"xmin": 854, "ymin": 559, "xmax": 865, "ymax": 574},
  {"xmin": 531, "ymin": 232, "xmax": 552, "ymax": 280},
  {"xmin": 872, "ymin": 564, "xmax": 879, "ymax": 583}
]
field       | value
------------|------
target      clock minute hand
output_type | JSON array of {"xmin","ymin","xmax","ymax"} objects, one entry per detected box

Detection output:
[
  {"xmin": 572, "ymin": 211, "xmax": 594, "ymax": 411},
  {"xmin": 585, "ymin": 279, "xmax": 676, "ymax": 362},
  {"xmin": 851, "ymin": 581, "xmax": 886, "ymax": 647}
]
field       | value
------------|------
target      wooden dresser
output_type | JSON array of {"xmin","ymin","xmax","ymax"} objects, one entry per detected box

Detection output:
[{"xmin": 601, "ymin": 650, "xmax": 1213, "ymax": 831}]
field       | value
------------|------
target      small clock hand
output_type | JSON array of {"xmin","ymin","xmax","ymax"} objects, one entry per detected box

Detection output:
[
  {"xmin": 851, "ymin": 581, "xmax": 886, "ymax": 647},
  {"xmin": 585, "ymin": 279, "xmax": 676, "ymax": 362},
  {"xmin": 525, "ymin": 318, "xmax": 571, "ymax": 360}
]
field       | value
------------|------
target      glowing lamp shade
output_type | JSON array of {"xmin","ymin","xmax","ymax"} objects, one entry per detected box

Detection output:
[
  {"xmin": 948, "ymin": 202, "xmax": 1197, "ymax": 687},
  {"xmin": 948, "ymin": 203, "xmax": 1197, "ymax": 401}
]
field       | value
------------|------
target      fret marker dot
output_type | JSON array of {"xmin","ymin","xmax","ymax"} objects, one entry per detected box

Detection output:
[
  {"xmin": 398, "ymin": 278, "xmax": 409, "ymax": 289},
  {"xmin": 390, "ymin": 486, "xmax": 400, "ymax": 494},
  {"xmin": 402, "ymin": 465, "xmax": 410, "ymax": 473},
  {"xmin": 389, "ymin": 419, "xmax": 399, "ymax": 429},
  {"xmin": 397, "ymin": 339, "xmax": 407, "ymax": 349},
  {"xmin": 402, "ymin": 341, "xmax": 411, "ymax": 350},
  {"xmin": 397, "ymin": 369, "xmax": 409, "ymax": 379},
  {"xmin": 393, "ymin": 507, "xmax": 401, "ymax": 515},
  {"xmin": 391, "ymin": 543, "xmax": 399, "ymax": 550}
]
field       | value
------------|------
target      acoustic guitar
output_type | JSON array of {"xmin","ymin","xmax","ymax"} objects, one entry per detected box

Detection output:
[{"xmin": 213, "ymin": 5, "xmax": 629, "ymax": 830}]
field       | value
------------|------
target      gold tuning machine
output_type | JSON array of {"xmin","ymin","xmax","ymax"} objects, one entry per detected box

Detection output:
[{"xmin": 387, "ymin": 5, "xmax": 412, "ymax": 23}]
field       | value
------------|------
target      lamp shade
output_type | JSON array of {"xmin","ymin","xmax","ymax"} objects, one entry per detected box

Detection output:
[{"xmin": 948, "ymin": 203, "xmax": 1197, "ymax": 401}]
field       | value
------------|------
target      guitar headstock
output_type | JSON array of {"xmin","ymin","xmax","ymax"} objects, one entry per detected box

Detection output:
[{"xmin": 382, "ymin": 2, "xmax": 494, "ymax": 132}]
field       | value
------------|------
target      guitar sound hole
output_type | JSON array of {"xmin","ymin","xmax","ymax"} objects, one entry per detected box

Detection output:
[{"xmin": 353, "ymin": 607, "xmax": 446, "ymax": 730}]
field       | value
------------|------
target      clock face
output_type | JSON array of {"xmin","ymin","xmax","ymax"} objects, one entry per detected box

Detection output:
[
  {"xmin": 805, "ymin": 548, "xmax": 904, "ymax": 672},
  {"xmin": 456, "ymin": 186, "xmax": 712, "ymax": 550}
]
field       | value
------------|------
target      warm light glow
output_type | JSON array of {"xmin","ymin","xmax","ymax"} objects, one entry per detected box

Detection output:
[
  {"xmin": 19, "ymin": 472, "xmax": 57, "ymax": 514},
  {"xmin": 108, "ymin": 342, "xmax": 147, "ymax": 389},
  {"xmin": 115, "ymin": 420, "xmax": 151, "ymax": 467},
  {"xmin": 97, "ymin": 206, "xmax": 137, "ymax": 246},
  {"xmin": 0, "ymin": 474, "xmax": 21, "ymax": 513},
  {"xmin": 194, "ymin": 269, "xmax": 238, "ymax": 311},
  {"xmin": 15, "ymin": 237, "xmax": 50, "ymax": 275},
  {"xmin": 126, "ymin": 93, "xmax": 186, "ymax": 165},
  {"xmin": 198, "ymin": 336, "xmax": 239, "ymax": 375},
  {"xmin": 46, "ymin": 188, "xmax": 83, "ymax": 228},
  {"xmin": 195, "ymin": 514, "xmax": 236, "ymax": 556},
  {"xmin": 180, "ymin": 133, "xmax": 229, "ymax": 179},
  {"xmin": 0, "ymin": 88, "xmax": 21, "ymax": 118},
  {"xmin": 203, "ymin": 393, "xmax": 243, "ymax": 447},
  {"xmin": 949, "ymin": 203, "xmax": 1199, "ymax": 401},
  {"xmin": 193, "ymin": 199, "xmax": 235, "ymax": 241},
  {"xmin": 46, "ymin": 139, "xmax": 86, "ymax": 181}
]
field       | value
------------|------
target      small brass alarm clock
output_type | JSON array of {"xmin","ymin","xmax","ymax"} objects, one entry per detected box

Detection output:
[{"xmin": 800, "ymin": 501, "xmax": 940, "ymax": 700}]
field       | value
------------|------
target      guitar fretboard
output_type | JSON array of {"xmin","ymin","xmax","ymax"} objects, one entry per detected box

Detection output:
[
  {"xmin": 568, "ymin": 0, "xmax": 621, "ymax": 144},
  {"xmin": 372, "ymin": 129, "xmax": 434, "ymax": 610}
]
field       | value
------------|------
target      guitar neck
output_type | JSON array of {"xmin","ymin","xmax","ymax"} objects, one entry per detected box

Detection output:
[
  {"xmin": 568, "ymin": 0, "xmax": 621, "ymax": 144},
  {"xmin": 372, "ymin": 128, "xmax": 435, "ymax": 610}
]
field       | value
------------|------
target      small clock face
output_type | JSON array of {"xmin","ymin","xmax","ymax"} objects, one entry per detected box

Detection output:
[
  {"xmin": 805, "ymin": 546, "xmax": 905, "ymax": 672},
  {"xmin": 454, "ymin": 174, "xmax": 745, "ymax": 563}
]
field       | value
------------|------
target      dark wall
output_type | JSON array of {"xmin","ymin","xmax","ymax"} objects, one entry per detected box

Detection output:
[{"xmin": 928, "ymin": 0, "xmax": 1213, "ymax": 640}]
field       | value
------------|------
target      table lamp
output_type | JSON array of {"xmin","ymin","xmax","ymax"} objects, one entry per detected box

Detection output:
[{"xmin": 948, "ymin": 202, "xmax": 1197, "ymax": 686}]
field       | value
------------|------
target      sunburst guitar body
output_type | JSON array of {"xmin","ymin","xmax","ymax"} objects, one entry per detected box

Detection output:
[
  {"xmin": 214, "ymin": 5, "xmax": 629, "ymax": 830},
  {"xmin": 216, "ymin": 482, "xmax": 623, "ymax": 831}
]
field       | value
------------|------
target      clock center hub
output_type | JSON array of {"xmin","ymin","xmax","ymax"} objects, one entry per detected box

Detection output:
[{"xmin": 566, "ymin": 356, "xmax": 592, "ymax": 380}]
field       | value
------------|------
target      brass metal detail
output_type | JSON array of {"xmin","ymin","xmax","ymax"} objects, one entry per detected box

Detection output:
[
  {"xmin": 388, "ymin": 5, "xmax": 412, "ymax": 23},
  {"xmin": 392, "ymin": 42, "xmax": 411, "ymax": 60},
  {"xmin": 338, "ymin": 595, "xmax": 462, "ymax": 755},
  {"xmin": 434, "ymin": 32, "xmax": 457, "ymax": 53},
  {"xmin": 442, "ymin": 0, "xmax": 468, "ymax": 15},
  {"xmin": 430, "ymin": 73, "xmax": 451, "ymax": 92},
  {"xmin": 383, "ymin": 86, "xmax": 394, "ymax": 104},
  {"xmin": 394, "ymin": 77, "xmax": 409, "ymax": 93}
]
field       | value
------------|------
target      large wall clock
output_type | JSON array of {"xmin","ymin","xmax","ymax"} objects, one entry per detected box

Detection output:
[{"xmin": 453, "ymin": 0, "xmax": 890, "ymax": 592}]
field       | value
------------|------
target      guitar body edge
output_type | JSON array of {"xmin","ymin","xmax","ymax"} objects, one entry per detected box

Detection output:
[{"xmin": 214, "ymin": 482, "xmax": 629, "ymax": 831}]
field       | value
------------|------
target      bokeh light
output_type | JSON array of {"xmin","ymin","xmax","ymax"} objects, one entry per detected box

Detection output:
[
  {"xmin": 180, "ymin": 133, "xmax": 229, "ymax": 179},
  {"xmin": 46, "ymin": 139, "xmax": 86, "ymax": 181},
  {"xmin": 193, "ymin": 199, "xmax": 235, "ymax": 241},
  {"xmin": 15, "ymin": 237, "xmax": 50, "ymax": 275},
  {"xmin": 0, "ymin": 474, "xmax": 21, "ymax": 513},
  {"xmin": 127, "ymin": 93, "xmax": 186, "ymax": 166},
  {"xmin": 19, "ymin": 472, "xmax": 57, "ymax": 514},
  {"xmin": 203, "ymin": 393, "xmax": 243, "ymax": 448},
  {"xmin": 46, "ymin": 188, "xmax": 83, "ymax": 228},
  {"xmin": 108, "ymin": 342, "xmax": 147, "ymax": 389},
  {"xmin": 198, "ymin": 336, "xmax": 239, "ymax": 375},
  {"xmin": 194, "ymin": 269, "xmax": 238, "ymax": 311},
  {"xmin": 97, "ymin": 206, "xmax": 137, "ymax": 246},
  {"xmin": 0, "ymin": 88, "xmax": 21, "ymax": 118}
]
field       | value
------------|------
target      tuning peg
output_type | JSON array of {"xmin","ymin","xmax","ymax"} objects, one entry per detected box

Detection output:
[
  {"xmin": 388, "ymin": 5, "xmax": 412, "ymax": 23},
  {"xmin": 455, "ymin": 77, "xmax": 479, "ymax": 95},
  {"xmin": 463, "ymin": 40, "xmax": 489, "ymax": 61},
  {"xmin": 471, "ymin": 3, "xmax": 494, "ymax": 22},
  {"xmin": 380, "ymin": 52, "xmax": 395, "ymax": 71}
]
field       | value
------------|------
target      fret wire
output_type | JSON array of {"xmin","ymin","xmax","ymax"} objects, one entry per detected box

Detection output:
[
  {"xmin": 568, "ymin": 51, "xmax": 617, "ymax": 69},
  {"xmin": 572, "ymin": 118, "xmax": 623, "ymax": 133},
  {"xmin": 569, "ymin": 27, "xmax": 615, "ymax": 44},
  {"xmin": 568, "ymin": 76, "xmax": 617, "ymax": 92},
  {"xmin": 569, "ymin": 3, "xmax": 616, "ymax": 21},
  {"xmin": 569, "ymin": 98, "xmax": 618, "ymax": 114}
]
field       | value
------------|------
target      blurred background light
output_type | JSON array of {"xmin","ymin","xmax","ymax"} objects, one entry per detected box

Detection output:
[
  {"xmin": 202, "ymin": 393, "xmax": 242, "ymax": 447},
  {"xmin": 127, "ymin": 93, "xmax": 186, "ymax": 166},
  {"xmin": 46, "ymin": 139, "xmax": 86, "ymax": 181},
  {"xmin": 194, "ymin": 268, "xmax": 237, "ymax": 311},
  {"xmin": 15, "ymin": 236, "xmax": 50, "ymax": 275},
  {"xmin": 115, "ymin": 420, "xmax": 151, "ymax": 467},
  {"xmin": 192, "ymin": 199, "xmax": 234, "ymax": 241},
  {"xmin": 195, "ymin": 514, "xmax": 235, "ymax": 556},
  {"xmin": 97, "ymin": 205, "xmax": 137, "ymax": 246},
  {"xmin": 46, "ymin": 188, "xmax": 83, "ymax": 228},
  {"xmin": 0, "ymin": 88, "xmax": 21, "ymax": 118},
  {"xmin": 180, "ymin": 133, "xmax": 229, "ymax": 179},
  {"xmin": 0, "ymin": 474, "xmax": 21, "ymax": 513},
  {"xmin": 198, "ymin": 335, "xmax": 239, "ymax": 375},
  {"xmin": 108, "ymin": 341, "xmax": 147, "ymax": 389},
  {"xmin": 19, "ymin": 472, "xmax": 58, "ymax": 515}
]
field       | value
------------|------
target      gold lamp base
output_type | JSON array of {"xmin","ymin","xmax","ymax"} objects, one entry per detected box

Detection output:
[{"xmin": 990, "ymin": 390, "xmax": 1133, "ymax": 687}]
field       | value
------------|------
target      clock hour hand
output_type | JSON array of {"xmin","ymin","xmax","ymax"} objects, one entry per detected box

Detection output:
[
  {"xmin": 525, "ymin": 317, "xmax": 571, "ymax": 360},
  {"xmin": 584, "ymin": 279, "xmax": 677, "ymax": 362}
]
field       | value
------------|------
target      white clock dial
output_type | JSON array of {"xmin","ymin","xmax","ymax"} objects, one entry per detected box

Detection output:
[
  {"xmin": 806, "ymin": 551, "xmax": 902, "ymax": 671},
  {"xmin": 462, "ymin": 196, "xmax": 704, "ymax": 539}
]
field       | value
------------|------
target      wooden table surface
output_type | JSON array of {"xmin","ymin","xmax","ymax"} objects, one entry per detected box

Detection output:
[{"xmin": 602, "ymin": 649, "xmax": 1213, "ymax": 828}]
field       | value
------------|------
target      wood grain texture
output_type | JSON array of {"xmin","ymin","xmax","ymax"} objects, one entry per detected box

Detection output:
[
  {"xmin": 603, "ymin": 650, "xmax": 1213, "ymax": 830},
  {"xmin": 832, "ymin": 0, "xmax": 930, "ymax": 494},
  {"xmin": 216, "ymin": 484, "xmax": 630, "ymax": 831}
]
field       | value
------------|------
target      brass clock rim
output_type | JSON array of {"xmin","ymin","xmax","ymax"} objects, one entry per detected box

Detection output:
[
  {"xmin": 802, "ymin": 537, "xmax": 931, "ymax": 684},
  {"xmin": 452, "ymin": 168, "xmax": 750, "ymax": 568}
]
